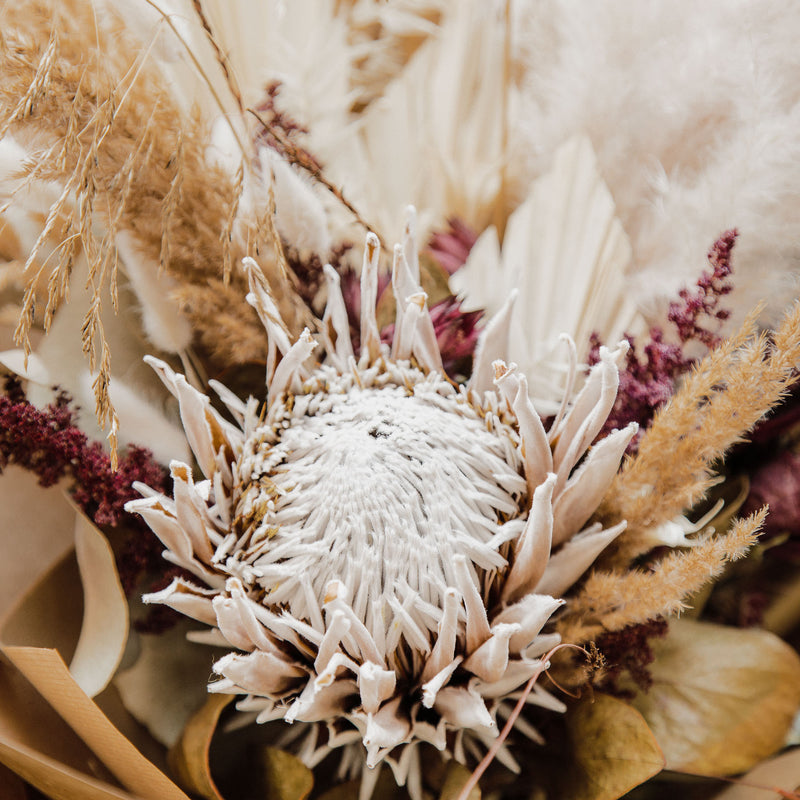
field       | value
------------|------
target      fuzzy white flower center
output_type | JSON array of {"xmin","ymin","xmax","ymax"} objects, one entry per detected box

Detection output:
[{"xmin": 235, "ymin": 368, "xmax": 528, "ymax": 649}]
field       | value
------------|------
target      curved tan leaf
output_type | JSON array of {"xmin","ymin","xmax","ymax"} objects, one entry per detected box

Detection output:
[
  {"xmin": 0, "ymin": 656, "xmax": 136, "ymax": 799},
  {"xmin": 1, "ymin": 646, "xmax": 190, "ymax": 800},
  {"xmin": 0, "ymin": 467, "xmax": 76, "ymax": 627},
  {"xmin": 70, "ymin": 507, "xmax": 129, "ymax": 698},
  {"xmin": 0, "ymin": 737, "xmax": 139, "ymax": 800},
  {"xmin": 631, "ymin": 619, "xmax": 800, "ymax": 776},
  {"xmin": 561, "ymin": 692, "xmax": 664, "ymax": 800},
  {"xmin": 261, "ymin": 746, "xmax": 314, "ymax": 800},
  {"xmin": 168, "ymin": 694, "xmax": 232, "ymax": 800},
  {"xmin": 1, "ymin": 550, "xmax": 83, "ymax": 659}
]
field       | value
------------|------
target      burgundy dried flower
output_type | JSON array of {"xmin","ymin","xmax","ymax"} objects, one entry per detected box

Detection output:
[
  {"xmin": 741, "ymin": 450, "xmax": 800, "ymax": 539},
  {"xmin": 0, "ymin": 377, "xmax": 171, "ymax": 608},
  {"xmin": 253, "ymin": 81, "xmax": 323, "ymax": 172},
  {"xmin": 590, "ymin": 229, "xmax": 738, "ymax": 442},
  {"xmin": 596, "ymin": 617, "xmax": 669, "ymax": 697},
  {"xmin": 427, "ymin": 217, "xmax": 478, "ymax": 275}
]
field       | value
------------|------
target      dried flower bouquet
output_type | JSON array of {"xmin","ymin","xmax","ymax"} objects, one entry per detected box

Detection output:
[{"xmin": 2, "ymin": 3, "xmax": 800, "ymax": 800}]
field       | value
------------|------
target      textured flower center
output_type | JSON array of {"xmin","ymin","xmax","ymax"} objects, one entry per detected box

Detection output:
[{"xmin": 234, "ymin": 366, "xmax": 528, "ymax": 648}]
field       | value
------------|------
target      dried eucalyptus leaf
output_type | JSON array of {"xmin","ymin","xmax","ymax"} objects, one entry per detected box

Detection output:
[
  {"xmin": 631, "ymin": 619, "xmax": 800, "ymax": 776},
  {"xmin": 261, "ymin": 746, "xmax": 313, "ymax": 800},
  {"xmin": 168, "ymin": 694, "xmax": 232, "ymax": 800},
  {"xmin": 439, "ymin": 760, "xmax": 480, "ymax": 800},
  {"xmin": 561, "ymin": 692, "xmax": 664, "ymax": 800}
]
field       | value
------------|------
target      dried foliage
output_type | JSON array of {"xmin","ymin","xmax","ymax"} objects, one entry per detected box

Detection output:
[
  {"xmin": 0, "ymin": 0, "xmax": 308, "ymax": 445},
  {"xmin": 559, "ymin": 509, "xmax": 766, "ymax": 649},
  {"xmin": 599, "ymin": 300, "xmax": 800, "ymax": 564}
]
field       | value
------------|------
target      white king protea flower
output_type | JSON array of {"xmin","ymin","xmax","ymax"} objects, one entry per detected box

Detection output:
[{"xmin": 126, "ymin": 209, "xmax": 636, "ymax": 798}]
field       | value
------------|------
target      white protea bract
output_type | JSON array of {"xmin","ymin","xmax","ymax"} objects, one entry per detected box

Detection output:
[{"xmin": 126, "ymin": 209, "xmax": 635, "ymax": 797}]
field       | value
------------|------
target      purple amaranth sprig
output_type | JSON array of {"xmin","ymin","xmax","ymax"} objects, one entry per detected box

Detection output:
[
  {"xmin": 0, "ymin": 377, "xmax": 170, "ymax": 601},
  {"xmin": 591, "ymin": 229, "xmax": 737, "ymax": 440},
  {"xmin": 595, "ymin": 617, "xmax": 669, "ymax": 697}
]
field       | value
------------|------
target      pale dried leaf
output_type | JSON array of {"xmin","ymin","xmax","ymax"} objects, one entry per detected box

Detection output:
[
  {"xmin": 631, "ymin": 619, "xmax": 800, "ymax": 776},
  {"xmin": 712, "ymin": 747, "xmax": 800, "ymax": 799},
  {"xmin": 69, "ymin": 507, "xmax": 129, "ymax": 698},
  {"xmin": 0, "ymin": 467, "xmax": 75, "ymax": 627},
  {"xmin": 261, "ymin": 746, "xmax": 314, "ymax": 800}
]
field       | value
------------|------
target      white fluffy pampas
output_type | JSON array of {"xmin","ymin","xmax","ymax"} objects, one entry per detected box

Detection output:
[{"xmin": 514, "ymin": 0, "xmax": 800, "ymax": 331}]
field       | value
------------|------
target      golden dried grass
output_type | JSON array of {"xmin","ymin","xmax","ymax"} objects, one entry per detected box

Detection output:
[
  {"xmin": 0, "ymin": 0, "xmax": 309, "ymax": 458},
  {"xmin": 599, "ymin": 301, "xmax": 800, "ymax": 564},
  {"xmin": 558, "ymin": 509, "xmax": 766, "ymax": 646}
]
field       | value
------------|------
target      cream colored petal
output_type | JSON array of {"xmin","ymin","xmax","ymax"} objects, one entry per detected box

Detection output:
[
  {"xmin": 170, "ymin": 462, "xmax": 216, "ymax": 562},
  {"xmin": 125, "ymin": 496, "xmax": 193, "ymax": 564},
  {"xmin": 454, "ymin": 556, "xmax": 491, "ymax": 652},
  {"xmin": 145, "ymin": 355, "xmax": 238, "ymax": 478},
  {"xmin": 421, "ymin": 587, "xmax": 461, "ymax": 681},
  {"xmin": 211, "ymin": 650, "xmax": 305, "ymax": 695},
  {"xmin": 510, "ymin": 375, "xmax": 553, "ymax": 493},
  {"xmin": 142, "ymin": 577, "xmax": 218, "ymax": 627},
  {"xmin": 535, "ymin": 521, "xmax": 627, "ymax": 596},
  {"xmin": 269, "ymin": 328, "xmax": 318, "ymax": 401},
  {"xmin": 363, "ymin": 697, "xmax": 411, "ymax": 768},
  {"xmin": 420, "ymin": 657, "xmax": 462, "ymax": 709},
  {"xmin": 243, "ymin": 256, "xmax": 292, "ymax": 383},
  {"xmin": 552, "ymin": 345, "xmax": 625, "ymax": 491},
  {"xmin": 493, "ymin": 594, "xmax": 564, "ymax": 654},
  {"xmin": 501, "ymin": 474, "xmax": 556, "ymax": 604},
  {"xmin": 284, "ymin": 678, "xmax": 357, "ymax": 724},
  {"xmin": 552, "ymin": 421, "xmax": 638, "ymax": 546},
  {"xmin": 322, "ymin": 264, "xmax": 355, "ymax": 368},
  {"xmin": 463, "ymin": 623, "xmax": 520, "ymax": 683},
  {"xmin": 391, "ymin": 242, "xmax": 419, "ymax": 360},
  {"xmin": 468, "ymin": 290, "xmax": 516, "ymax": 398},
  {"xmin": 475, "ymin": 658, "xmax": 547, "ymax": 699},
  {"xmin": 358, "ymin": 662, "xmax": 397, "ymax": 715},
  {"xmin": 360, "ymin": 232, "xmax": 383, "ymax": 363},
  {"xmin": 434, "ymin": 683, "xmax": 495, "ymax": 732}
]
